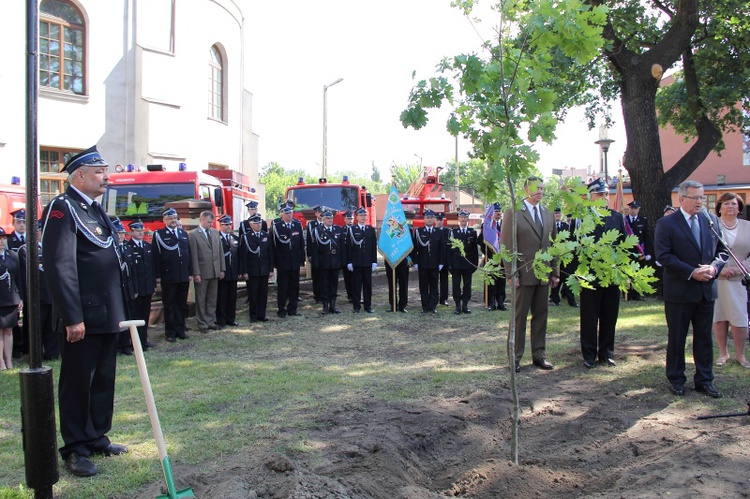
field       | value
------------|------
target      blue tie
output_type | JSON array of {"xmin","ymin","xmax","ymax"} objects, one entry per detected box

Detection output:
[{"xmin": 690, "ymin": 215, "xmax": 701, "ymax": 249}]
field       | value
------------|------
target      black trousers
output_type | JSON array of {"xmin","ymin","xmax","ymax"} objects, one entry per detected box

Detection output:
[
  {"xmin": 247, "ymin": 275, "xmax": 269, "ymax": 320},
  {"xmin": 161, "ymin": 281, "xmax": 189, "ymax": 339},
  {"xmin": 311, "ymin": 265, "xmax": 322, "ymax": 301},
  {"xmin": 579, "ymin": 285, "xmax": 620, "ymax": 362},
  {"xmin": 485, "ymin": 272, "xmax": 506, "ymax": 308},
  {"xmin": 439, "ymin": 266, "xmax": 450, "ymax": 302},
  {"xmin": 665, "ymin": 299, "xmax": 714, "ymax": 386},
  {"xmin": 343, "ymin": 267, "xmax": 354, "ymax": 300},
  {"xmin": 386, "ymin": 262, "xmax": 409, "ymax": 311},
  {"xmin": 277, "ymin": 268, "xmax": 300, "ymax": 314},
  {"xmin": 216, "ymin": 280, "xmax": 238, "ymax": 326},
  {"xmin": 451, "ymin": 269, "xmax": 473, "ymax": 304},
  {"xmin": 129, "ymin": 294, "xmax": 153, "ymax": 346},
  {"xmin": 320, "ymin": 268, "xmax": 340, "ymax": 302},
  {"xmin": 418, "ymin": 267, "xmax": 439, "ymax": 311},
  {"xmin": 352, "ymin": 267, "xmax": 372, "ymax": 310},
  {"xmin": 41, "ymin": 303, "xmax": 59, "ymax": 360},
  {"xmin": 58, "ymin": 332, "xmax": 118, "ymax": 459}
]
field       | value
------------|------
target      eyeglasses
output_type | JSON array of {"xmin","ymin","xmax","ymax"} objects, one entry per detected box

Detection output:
[{"xmin": 682, "ymin": 195, "xmax": 707, "ymax": 201}]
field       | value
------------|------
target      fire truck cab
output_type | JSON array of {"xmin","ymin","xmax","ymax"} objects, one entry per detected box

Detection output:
[
  {"xmin": 284, "ymin": 176, "xmax": 376, "ymax": 228},
  {"xmin": 0, "ymin": 182, "xmax": 28, "ymax": 233}
]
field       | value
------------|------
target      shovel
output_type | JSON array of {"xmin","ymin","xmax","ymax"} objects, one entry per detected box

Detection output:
[{"xmin": 121, "ymin": 320, "xmax": 194, "ymax": 499}]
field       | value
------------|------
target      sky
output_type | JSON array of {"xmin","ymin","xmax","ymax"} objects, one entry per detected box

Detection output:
[{"xmin": 244, "ymin": 0, "xmax": 627, "ymax": 181}]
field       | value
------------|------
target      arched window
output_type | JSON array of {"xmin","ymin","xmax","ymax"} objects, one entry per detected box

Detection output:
[
  {"xmin": 208, "ymin": 45, "xmax": 224, "ymax": 121},
  {"xmin": 40, "ymin": 0, "xmax": 85, "ymax": 94}
]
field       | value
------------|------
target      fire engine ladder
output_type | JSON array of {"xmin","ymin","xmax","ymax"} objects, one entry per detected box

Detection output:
[{"xmin": 405, "ymin": 166, "xmax": 444, "ymax": 200}]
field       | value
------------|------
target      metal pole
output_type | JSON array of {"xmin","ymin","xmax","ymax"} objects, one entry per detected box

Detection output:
[
  {"xmin": 322, "ymin": 77, "xmax": 343, "ymax": 179},
  {"xmin": 454, "ymin": 135, "xmax": 459, "ymax": 212},
  {"xmin": 21, "ymin": 1, "xmax": 59, "ymax": 496}
]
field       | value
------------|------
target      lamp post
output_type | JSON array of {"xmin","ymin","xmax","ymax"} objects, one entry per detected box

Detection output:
[
  {"xmin": 594, "ymin": 125, "xmax": 615, "ymax": 181},
  {"xmin": 322, "ymin": 77, "xmax": 343, "ymax": 178}
]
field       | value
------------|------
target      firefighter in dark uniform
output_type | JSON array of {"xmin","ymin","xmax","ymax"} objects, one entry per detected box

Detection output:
[
  {"xmin": 18, "ymin": 220, "xmax": 59, "ymax": 359},
  {"xmin": 478, "ymin": 202, "xmax": 507, "ymax": 311},
  {"xmin": 153, "ymin": 207, "xmax": 192, "ymax": 342},
  {"xmin": 447, "ymin": 210, "xmax": 479, "ymax": 314},
  {"xmin": 272, "ymin": 205, "xmax": 305, "ymax": 317},
  {"xmin": 7, "ymin": 209, "xmax": 27, "ymax": 357},
  {"xmin": 345, "ymin": 207, "xmax": 378, "ymax": 313},
  {"xmin": 342, "ymin": 210, "xmax": 355, "ymax": 302},
  {"xmin": 306, "ymin": 205, "xmax": 324, "ymax": 304},
  {"xmin": 239, "ymin": 200, "xmax": 266, "ymax": 305},
  {"xmin": 625, "ymin": 200, "xmax": 652, "ymax": 300},
  {"xmin": 41, "ymin": 145, "xmax": 128, "ymax": 477},
  {"xmin": 113, "ymin": 218, "xmax": 137, "ymax": 355},
  {"xmin": 412, "ymin": 209, "xmax": 444, "ymax": 313},
  {"xmin": 579, "ymin": 178, "xmax": 627, "ymax": 369},
  {"xmin": 125, "ymin": 220, "xmax": 156, "ymax": 350},
  {"xmin": 436, "ymin": 212, "xmax": 451, "ymax": 306},
  {"xmin": 241, "ymin": 214, "xmax": 274, "ymax": 322},
  {"xmin": 386, "ymin": 257, "xmax": 410, "ymax": 313},
  {"xmin": 217, "ymin": 214, "xmax": 240, "ymax": 327},
  {"xmin": 311, "ymin": 210, "xmax": 345, "ymax": 314},
  {"xmin": 0, "ymin": 227, "xmax": 22, "ymax": 371},
  {"xmin": 549, "ymin": 207, "xmax": 568, "ymax": 306}
]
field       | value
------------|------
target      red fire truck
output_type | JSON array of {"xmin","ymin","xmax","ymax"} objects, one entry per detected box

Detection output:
[
  {"xmin": 102, "ymin": 165, "xmax": 258, "ymax": 234},
  {"xmin": 284, "ymin": 176, "xmax": 376, "ymax": 228},
  {"xmin": 0, "ymin": 182, "xmax": 28, "ymax": 233},
  {"xmin": 399, "ymin": 166, "xmax": 453, "ymax": 228}
]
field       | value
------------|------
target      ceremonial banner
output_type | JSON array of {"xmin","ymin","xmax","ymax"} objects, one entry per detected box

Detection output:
[
  {"xmin": 482, "ymin": 204, "xmax": 500, "ymax": 252},
  {"xmin": 378, "ymin": 185, "xmax": 413, "ymax": 267}
]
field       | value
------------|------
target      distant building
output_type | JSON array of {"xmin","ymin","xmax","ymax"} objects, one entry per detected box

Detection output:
[{"xmin": 1, "ymin": 0, "xmax": 261, "ymax": 208}]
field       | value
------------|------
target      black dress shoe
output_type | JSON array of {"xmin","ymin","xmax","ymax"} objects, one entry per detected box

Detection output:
[
  {"xmin": 399, "ymin": 308, "xmax": 408, "ymax": 313},
  {"xmin": 277, "ymin": 311, "xmax": 287, "ymax": 318},
  {"xmin": 288, "ymin": 311, "xmax": 301, "ymax": 316},
  {"xmin": 583, "ymin": 360, "xmax": 597, "ymax": 369},
  {"xmin": 364, "ymin": 309, "xmax": 375, "ymax": 313},
  {"xmin": 259, "ymin": 317, "xmax": 270, "ymax": 322},
  {"xmin": 145, "ymin": 342, "xmax": 157, "ymax": 348},
  {"xmin": 353, "ymin": 309, "xmax": 360, "ymax": 313},
  {"xmin": 514, "ymin": 361, "xmax": 521, "ymax": 373},
  {"xmin": 497, "ymin": 305, "xmax": 508, "ymax": 311},
  {"xmin": 94, "ymin": 443, "xmax": 128, "ymax": 456},
  {"xmin": 228, "ymin": 322, "xmax": 239, "ymax": 326},
  {"xmin": 695, "ymin": 383, "xmax": 722, "ymax": 398},
  {"xmin": 569, "ymin": 303, "xmax": 579, "ymax": 308},
  {"xmin": 454, "ymin": 309, "xmax": 462, "ymax": 315},
  {"xmin": 118, "ymin": 348, "xmax": 133, "ymax": 356},
  {"xmin": 488, "ymin": 305, "xmax": 497, "ymax": 311},
  {"xmin": 166, "ymin": 337, "xmax": 176, "ymax": 343},
  {"xmin": 601, "ymin": 358, "xmax": 617, "ymax": 367},
  {"xmin": 65, "ymin": 453, "xmax": 98, "ymax": 477},
  {"xmin": 386, "ymin": 308, "xmax": 395, "ymax": 312},
  {"xmin": 177, "ymin": 333, "xmax": 188, "ymax": 339},
  {"xmin": 533, "ymin": 358, "xmax": 554, "ymax": 370},
  {"xmin": 669, "ymin": 383, "xmax": 685, "ymax": 396},
  {"xmin": 462, "ymin": 309, "xmax": 472, "ymax": 314}
]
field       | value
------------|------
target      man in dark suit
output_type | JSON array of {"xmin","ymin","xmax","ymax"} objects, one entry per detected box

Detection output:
[
  {"xmin": 240, "ymin": 214, "xmax": 274, "ymax": 322},
  {"xmin": 153, "ymin": 207, "xmax": 192, "ymax": 342},
  {"xmin": 126, "ymin": 220, "xmax": 156, "ymax": 350},
  {"xmin": 655, "ymin": 180, "xmax": 725, "ymax": 398},
  {"xmin": 578, "ymin": 179, "xmax": 627, "ymax": 369},
  {"xmin": 500, "ymin": 177, "xmax": 559, "ymax": 372},
  {"xmin": 446, "ymin": 210, "xmax": 479, "ymax": 314},
  {"xmin": 342, "ymin": 210, "xmax": 355, "ymax": 302},
  {"xmin": 217, "ymin": 215, "xmax": 240, "ymax": 327},
  {"xmin": 436, "ymin": 212, "xmax": 451, "ymax": 306},
  {"xmin": 312, "ymin": 210, "xmax": 345, "ymax": 314},
  {"xmin": 548, "ymin": 208, "xmax": 567, "ymax": 306},
  {"xmin": 625, "ymin": 200, "xmax": 652, "ymax": 300},
  {"xmin": 189, "ymin": 211, "xmax": 225, "ymax": 333},
  {"xmin": 345, "ymin": 207, "xmax": 378, "ymax": 313},
  {"xmin": 239, "ymin": 200, "xmax": 266, "ymax": 306},
  {"xmin": 41, "ymin": 145, "xmax": 128, "ymax": 477},
  {"xmin": 113, "ymin": 218, "xmax": 137, "ymax": 356},
  {"xmin": 478, "ymin": 203, "xmax": 507, "ymax": 311},
  {"xmin": 7, "ymin": 209, "xmax": 27, "ymax": 358},
  {"xmin": 306, "ymin": 205, "xmax": 324, "ymax": 304},
  {"xmin": 412, "ymin": 209, "xmax": 444, "ymax": 313},
  {"xmin": 272, "ymin": 205, "xmax": 306, "ymax": 317}
]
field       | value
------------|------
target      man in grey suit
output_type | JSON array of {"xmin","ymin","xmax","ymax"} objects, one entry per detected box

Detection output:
[
  {"xmin": 500, "ymin": 177, "xmax": 559, "ymax": 373},
  {"xmin": 189, "ymin": 211, "xmax": 225, "ymax": 333}
]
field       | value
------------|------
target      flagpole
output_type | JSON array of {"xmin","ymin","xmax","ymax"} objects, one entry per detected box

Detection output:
[{"xmin": 392, "ymin": 266, "xmax": 397, "ymax": 312}]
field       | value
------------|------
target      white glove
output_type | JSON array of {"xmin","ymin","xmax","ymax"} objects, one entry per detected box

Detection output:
[
  {"xmin": 439, "ymin": 264, "xmax": 444, "ymax": 271},
  {"xmin": 645, "ymin": 255, "xmax": 652, "ymax": 261},
  {"xmin": 371, "ymin": 263, "xmax": 377, "ymax": 271},
  {"xmin": 347, "ymin": 263, "xmax": 354, "ymax": 272},
  {"xmin": 414, "ymin": 264, "xmax": 419, "ymax": 270}
]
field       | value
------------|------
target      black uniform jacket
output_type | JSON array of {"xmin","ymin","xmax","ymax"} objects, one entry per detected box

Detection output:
[
  {"xmin": 126, "ymin": 238, "xmax": 157, "ymax": 295},
  {"xmin": 41, "ymin": 187, "xmax": 126, "ymax": 333},
  {"xmin": 411, "ymin": 226, "xmax": 444, "ymax": 269},
  {"xmin": 272, "ymin": 219, "xmax": 305, "ymax": 271},
  {"xmin": 240, "ymin": 230, "xmax": 274, "ymax": 276},
  {"xmin": 0, "ymin": 250, "xmax": 22, "ymax": 307},
  {"xmin": 153, "ymin": 226, "xmax": 192, "ymax": 283},
  {"xmin": 220, "ymin": 232, "xmax": 241, "ymax": 281},
  {"xmin": 446, "ymin": 226, "xmax": 479, "ymax": 270},
  {"xmin": 344, "ymin": 224, "xmax": 377, "ymax": 268},
  {"xmin": 311, "ymin": 225, "xmax": 345, "ymax": 270}
]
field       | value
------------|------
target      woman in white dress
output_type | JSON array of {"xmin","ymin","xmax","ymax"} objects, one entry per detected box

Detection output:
[{"xmin": 713, "ymin": 192, "xmax": 750, "ymax": 368}]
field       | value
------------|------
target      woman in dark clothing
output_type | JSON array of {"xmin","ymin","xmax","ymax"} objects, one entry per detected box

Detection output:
[{"xmin": 0, "ymin": 227, "xmax": 23, "ymax": 370}]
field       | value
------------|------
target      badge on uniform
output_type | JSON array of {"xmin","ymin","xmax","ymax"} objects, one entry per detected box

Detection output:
[{"xmin": 95, "ymin": 227, "xmax": 103, "ymax": 235}]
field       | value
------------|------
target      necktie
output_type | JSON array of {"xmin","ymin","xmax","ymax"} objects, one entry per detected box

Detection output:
[
  {"xmin": 20, "ymin": 235, "xmax": 25, "ymax": 244},
  {"xmin": 533, "ymin": 206, "xmax": 543, "ymax": 230},
  {"xmin": 690, "ymin": 215, "xmax": 701, "ymax": 248}
]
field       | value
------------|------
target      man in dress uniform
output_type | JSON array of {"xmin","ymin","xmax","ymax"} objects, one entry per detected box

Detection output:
[
  {"xmin": 345, "ymin": 207, "xmax": 378, "ymax": 313},
  {"xmin": 113, "ymin": 218, "xmax": 137, "ymax": 355},
  {"xmin": 126, "ymin": 220, "xmax": 156, "ymax": 351},
  {"xmin": 217, "ymin": 215, "xmax": 240, "ymax": 327},
  {"xmin": 240, "ymin": 214, "xmax": 274, "ymax": 322},
  {"xmin": 272, "ymin": 205, "xmax": 305, "ymax": 317},
  {"xmin": 500, "ymin": 177, "xmax": 559, "ymax": 372},
  {"xmin": 41, "ymin": 145, "xmax": 128, "ymax": 477},
  {"xmin": 342, "ymin": 210, "xmax": 355, "ymax": 302},
  {"xmin": 412, "ymin": 209, "xmax": 444, "ymax": 313},
  {"xmin": 239, "ymin": 200, "xmax": 266, "ymax": 305},
  {"xmin": 312, "ymin": 210, "xmax": 345, "ymax": 314},
  {"xmin": 447, "ymin": 210, "xmax": 479, "ymax": 314},
  {"xmin": 189, "ymin": 211, "xmax": 225, "ymax": 333},
  {"xmin": 548, "ymin": 208, "xmax": 568, "ymax": 307},
  {"xmin": 579, "ymin": 179, "xmax": 627, "ymax": 369},
  {"xmin": 478, "ymin": 203, "xmax": 507, "ymax": 311},
  {"xmin": 436, "ymin": 212, "xmax": 451, "ymax": 306},
  {"xmin": 385, "ymin": 257, "xmax": 410, "ymax": 313},
  {"xmin": 7, "ymin": 209, "xmax": 27, "ymax": 357},
  {"xmin": 306, "ymin": 205, "xmax": 324, "ymax": 304},
  {"xmin": 625, "ymin": 200, "xmax": 652, "ymax": 300},
  {"xmin": 153, "ymin": 207, "xmax": 192, "ymax": 342}
]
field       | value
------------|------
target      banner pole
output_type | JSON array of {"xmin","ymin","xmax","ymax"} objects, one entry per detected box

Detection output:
[{"xmin": 392, "ymin": 265, "xmax": 397, "ymax": 311}]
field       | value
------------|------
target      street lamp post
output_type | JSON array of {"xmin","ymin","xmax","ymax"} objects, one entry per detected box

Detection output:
[
  {"xmin": 594, "ymin": 125, "xmax": 615, "ymax": 182},
  {"xmin": 322, "ymin": 77, "xmax": 343, "ymax": 178}
]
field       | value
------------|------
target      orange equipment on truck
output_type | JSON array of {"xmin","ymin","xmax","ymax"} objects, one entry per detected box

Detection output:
[
  {"xmin": 0, "ymin": 182, "xmax": 27, "ymax": 233},
  {"xmin": 399, "ymin": 166, "xmax": 453, "ymax": 228},
  {"xmin": 102, "ymin": 165, "xmax": 258, "ymax": 235},
  {"xmin": 284, "ymin": 176, "xmax": 376, "ymax": 228}
]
